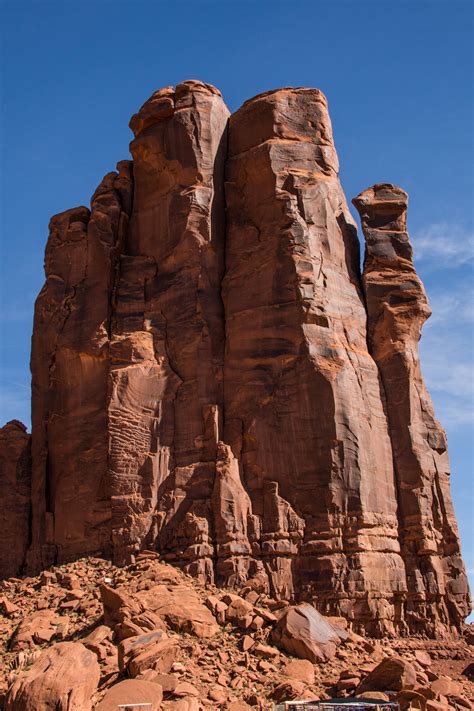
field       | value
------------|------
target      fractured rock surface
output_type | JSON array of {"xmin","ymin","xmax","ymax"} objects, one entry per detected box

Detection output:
[{"xmin": 0, "ymin": 81, "xmax": 469, "ymax": 637}]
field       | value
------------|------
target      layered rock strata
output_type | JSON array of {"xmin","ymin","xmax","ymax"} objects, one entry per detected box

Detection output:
[
  {"xmin": 353, "ymin": 184, "xmax": 469, "ymax": 635},
  {"xmin": 0, "ymin": 81, "xmax": 469, "ymax": 635}
]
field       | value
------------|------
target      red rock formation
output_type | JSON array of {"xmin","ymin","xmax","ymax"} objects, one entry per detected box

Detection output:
[
  {"xmin": 28, "ymin": 163, "xmax": 133, "ymax": 571},
  {"xmin": 223, "ymin": 89, "xmax": 407, "ymax": 632},
  {"xmin": 0, "ymin": 421, "xmax": 31, "ymax": 578},
  {"xmin": 108, "ymin": 80, "xmax": 229, "ymax": 569},
  {"xmin": 353, "ymin": 184, "xmax": 470, "ymax": 636},
  {"xmin": 0, "ymin": 83, "xmax": 468, "ymax": 637}
]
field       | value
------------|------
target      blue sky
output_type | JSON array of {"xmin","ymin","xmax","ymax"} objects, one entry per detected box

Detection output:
[{"xmin": 1, "ymin": 0, "xmax": 473, "ymax": 603}]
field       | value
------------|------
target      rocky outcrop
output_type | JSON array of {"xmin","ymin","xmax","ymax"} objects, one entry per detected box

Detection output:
[
  {"xmin": 0, "ymin": 82, "xmax": 469, "ymax": 637},
  {"xmin": 0, "ymin": 421, "xmax": 31, "ymax": 578},
  {"xmin": 223, "ymin": 89, "xmax": 407, "ymax": 632},
  {"xmin": 5, "ymin": 641, "xmax": 100, "ymax": 711},
  {"xmin": 109, "ymin": 81, "xmax": 229, "ymax": 570},
  {"xmin": 28, "ymin": 163, "xmax": 133, "ymax": 572},
  {"xmin": 353, "ymin": 184, "xmax": 470, "ymax": 636}
]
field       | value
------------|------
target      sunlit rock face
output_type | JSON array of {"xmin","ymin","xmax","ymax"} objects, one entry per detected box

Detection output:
[
  {"xmin": 1, "ymin": 81, "xmax": 469, "ymax": 637},
  {"xmin": 353, "ymin": 183, "xmax": 470, "ymax": 635}
]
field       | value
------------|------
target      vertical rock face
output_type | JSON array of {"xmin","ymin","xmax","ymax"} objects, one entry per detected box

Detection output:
[
  {"xmin": 1, "ymin": 83, "xmax": 468, "ymax": 636},
  {"xmin": 0, "ymin": 421, "xmax": 31, "ymax": 578},
  {"xmin": 223, "ymin": 89, "xmax": 406, "ymax": 631},
  {"xmin": 353, "ymin": 184, "xmax": 470, "ymax": 635},
  {"xmin": 29, "ymin": 163, "xmax": 133, "ymax": 570},
  {"xmin": 108, "ymin": 81, "xmax": 229, "ymax": 571}
]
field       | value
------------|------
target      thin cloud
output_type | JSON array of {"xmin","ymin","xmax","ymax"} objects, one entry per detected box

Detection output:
[
  {"xmin": 413, "ymin": 222, "xmax": 474, "ymax": 269},
  {"xmin": 420, "ymin": 283, "xmax": 474, "ymax": 428}
]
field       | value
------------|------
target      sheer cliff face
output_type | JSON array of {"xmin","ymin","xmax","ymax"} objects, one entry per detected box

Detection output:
[
  {"xmin": 223, "ymin": 90, "xmax": 406, "ymax": 629},
  {"xmin": 353, "ymin": 184, "xmax": 469, "ymax": 635},
  {"xmin": 0, "ymin": 421, "xmax": 31, "ymax": 578},
  {"xmin": 1, "ymin": 82, "xmax": 469, "ymax": 636}
]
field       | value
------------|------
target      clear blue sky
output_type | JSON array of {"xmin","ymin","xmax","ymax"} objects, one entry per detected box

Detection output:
[{"xmin": 1, "ymin": 0, "xmax": 473, "ymax": 605}]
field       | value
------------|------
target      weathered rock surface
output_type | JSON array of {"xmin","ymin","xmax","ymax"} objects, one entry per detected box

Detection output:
[
  {"xmin": 357, "ymin": 656, "xmax": 417, "ymax": 693},
  {"xmin": 272, "ymin": 603, "xmax": 342, "ymax": 662},
  {"xmin": 0, "ymin": 421, "xmax": 31, "ymax": 579},
  {"xmin": 118, "ymin": 630, "xmax": 179, "ymax": 677},
  {"xmin": 0, "ymin": 82, "xmax": 469, "ymax": 638},
  {"xmin": 0, "ymin": 556, "xmax": 472, "ymax": 710},
  {"xmin": 28, "ymin": 163, "xmax": 133, "ymax": 572},
  {"xmin": 223, "ymin": 88, "xmax": 407, "ymax": 631},
  {"xmin": 4, "ymin": 641, "xmax": 100, "ymax": 710},
  {"xmin": 95, "ymin": 679, "xmax": 163, "ymax": 711},
  {"xmin": 353, "ymin": 184, "xmax": 470, "ymax": 636}
]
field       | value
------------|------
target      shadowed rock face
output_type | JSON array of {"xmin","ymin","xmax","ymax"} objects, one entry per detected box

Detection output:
[
  {"xmin": 1, "ymin": 82, "xmax": 469, "ymax": 636},
  {"xmin": 0, "ymin": 421, "xmax": 31, "ymax": 578}
]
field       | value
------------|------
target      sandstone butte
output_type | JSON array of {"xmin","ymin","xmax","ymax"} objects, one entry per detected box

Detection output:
[{"xmin": 0, "ymin": 80, "xmax": 470, "ymax": 640}]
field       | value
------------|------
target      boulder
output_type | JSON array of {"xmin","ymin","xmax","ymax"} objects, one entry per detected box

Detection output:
[
  {"xmin": 225, "ymin": 596, "xmax": 255, "ymax": 629},
  {"xmin": 430, "ymin": 676, "xmax": 462, "ymax": 698},
  {"xmin": 136, "ymin": 584, "xmax": 219, "ymax": 638},
  {"xmin": 358, "ymin": 657, "xmax": 417, "ymax": 693},
  {"xmin": 272, "ymin": 604, "xmax": 341, "ymax": 662},
  {"xmin": 95, "ymin": 679, "xmax": 163, "ymax": 710},
  {"xmin": 397, "ymin": 689, "xmax": 428, "ymax": 711},
  {"xmin": 283, "ymin": 659, "xmax": 315, "ymax": 685},
  {"xmin": 5, "ymin": 642, "xmax": 99, "ymax": 710},
  {"xmin": 414, "ymin": 651, "xmax": 432, "ymax": 668},
  {"xmin": 118, "ymin": 630, "xmax": 179, "ymax": 677},
  {"xmin": 271, "ymin": 679, "xmax": 307, "ymax": 702}
]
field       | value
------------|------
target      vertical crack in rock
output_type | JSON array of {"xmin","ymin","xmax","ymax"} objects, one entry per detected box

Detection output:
[{"xmin": 353, "ymin": 183, "xmax": 470, "ymax": 635}]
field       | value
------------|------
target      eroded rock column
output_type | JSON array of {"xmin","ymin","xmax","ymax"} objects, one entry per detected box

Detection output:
[
  {"xmin": 353, "ymin": 183, "xmax": 470, "ymax": 635},
  {"xmin": 109, "ymin": 81, "xmax": 229, "ymax": 574},
  {"xmin": 223, "ymin": 89, "xmax": 407, "ymax": 633},
  {"xmin": 0, "ymin": 421, "xmax": 31, "ymax": 577},
  {"xmin": 29, "ymin": 163, "xmax": 133, "ymax": 569}
]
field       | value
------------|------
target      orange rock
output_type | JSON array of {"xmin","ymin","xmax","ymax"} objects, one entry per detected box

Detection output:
[
  {"xmin": 271, "ymin": 679, "xmax": 307, "ymax": 702},
  {"xmin": 272, "ymin": 604, "xmax": 341, "ymax": 662},
  {"xmin": 358, "ymin": 657, "xmax": 417, "ymax": 693},
  {"xmin": 430, "ymin": 676, "xmax": 462, "ymax": 698},
  {"xmin": 95, "ymin": 679, "xmax": 163, "ymax": 710},
  {"xmin": 5, "ymin": 642, "xmax": 99, "ymax": 710},
  {"xmin": 415, "ymin": 651, "xmax": 432, "ymax": 668},
  {"xmin": 10, "ymin": 610, "xmax": 68, "ymax": 650},
  {"xmin": 1, "ymin": 81, "xmax": 469, "ymax": 641},
  {"xmin": 283, "ymin": 659, "xmax": 315, "ymax": 685},
  {"xmin": 0, "ymin": 421, "xmax": 30, "ymax": 578},
  {"xmin": 353, "ymin": 183, "xmax": 470, "ymax": 635},
  {"xmin": 118, "ymin": 630, "xmax": 179, "ymax": 677}
]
